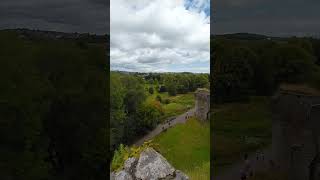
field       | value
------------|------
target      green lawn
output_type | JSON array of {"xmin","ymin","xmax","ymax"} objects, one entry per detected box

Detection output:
[
  {"xmin": 152, "ymin": 118, "xmax": 210, "ymax": 180},
  {"xmin": 146, "ymin": 91, "xmax": 195, "ymax": 121},
  {"xmin": 213, "ymin": 96, "xmax": 272, "ymax": 175}
]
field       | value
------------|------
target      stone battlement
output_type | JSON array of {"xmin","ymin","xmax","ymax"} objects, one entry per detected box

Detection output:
[{"xmin": 194, "ymin": 88, "xmax": 210, "ymax": 121}]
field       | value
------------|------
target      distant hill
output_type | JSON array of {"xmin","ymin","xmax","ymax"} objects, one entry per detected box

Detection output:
[
  {"xmin": 212, "ymin": 33, "xmax": 320, "ymax": 41},
  {"xmin": 213, "ymin": 33, "xmax": 269, "ymax": 40}
]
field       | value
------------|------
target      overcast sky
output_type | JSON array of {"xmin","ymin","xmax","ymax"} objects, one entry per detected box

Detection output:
[
  {"xmin": 0, "ymin": 0, "xmax": 108, "ymax": 34},
  {"xmin": 212, "ymin": 0, "xmax": 320, "ymax": 37},
  {"xmin": 110, "ymin": 0, "xmax": 210, "ymax": 73}
]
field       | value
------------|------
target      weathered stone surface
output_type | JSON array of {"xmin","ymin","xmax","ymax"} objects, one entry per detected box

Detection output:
[
  {"xmin": 135, "ymin": 148, "xmax": 175, "ymax": 180},
  {"xmin": 114, "ymin": 170, "xmax": 133, "ymax": 180},
  {"xmin": 194, "ymin": 88, "xmax": 210, "ymax": 121},
  {"xmin": 124, "ymin": 157, "xmax": 137, "ymax": 174},
  {"xmin": 110, "ymin": 148, "xmax": 189, "ymax": 180},
  {"xmin": 174, "ymin": 170, "xmax": 189, "ymax": 180},
  {"xmin": 110, "ymin": 172, "xmax": 115, "ymax": 180},
  {"xmin": 271, "ymin": 89, "xmax": 320, "ymax": 180}
]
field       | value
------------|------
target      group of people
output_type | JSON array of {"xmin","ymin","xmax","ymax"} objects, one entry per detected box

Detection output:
[
  {"xmin": 240, "ymin": 150, "xmax": 266, "ymax": 180},
  {"xmin": 185, "ymin": 111, "xmax": 191, "ymax": 119},
  {"xmin": 162, "ymin": 117, "xmax": 174, "ymax": 131},
  {"xmin": 162, "ymin": 111, "xmax": 192, "ymax": 132}
]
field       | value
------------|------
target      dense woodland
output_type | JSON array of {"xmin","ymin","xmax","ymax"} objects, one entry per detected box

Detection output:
[
  {"xmin": 212, "ymin": 34, "xmax": 320, "ymax": 103},
  {"xmin": 110, "ymin": 72, "xmax": 209, "ymax": 153},
  {"xmin": 0, "ymin": 31, "xmax": 107, "ymax": 180}
]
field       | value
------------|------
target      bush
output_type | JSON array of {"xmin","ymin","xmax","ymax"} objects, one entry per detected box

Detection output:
[
  {"xmin": 111, "ymin": 144, "xmax": 129, "ymax": 171},
  {"xmin": 148, "ymin": 86, "xmax": 154, "ymax": 94},
  {"xmin": 159, "ymin": 85, "xmax": 167, "ymax": 92},
  {"xmin": 137, "ymin": 102, "xmax": 163, "ymax": 130},
  {"xmin": 164, "ymin": 99, "xmax": 171, "ymax": 104},
  {"xmin": 167, "ymin": 84, "xmax": 177, "ymax": 96},
  {"xmin": 156, "ymin": 95, "xmax": 162, "ymax": 103},
  {"xmin": 111, "ymin": 141, "xmax": 157, "ymax": 172}
]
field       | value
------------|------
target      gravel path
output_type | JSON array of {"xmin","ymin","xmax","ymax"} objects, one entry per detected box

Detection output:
[
  {"xmin": 134, "ymin": 108, "xmax": 195, "ymax": 146},
  {"xmin": 214, "ymin": 147, "xmax": 272, "ymax": 180}
]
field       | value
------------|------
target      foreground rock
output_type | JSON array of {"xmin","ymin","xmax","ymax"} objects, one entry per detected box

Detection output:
[
  {"xmin": 112, "ymin": 148, "xmax": 189, "ymax": 180},
  {"xmin": 135, "ymin": 148, "xmax": 175, "ymax": 179}
]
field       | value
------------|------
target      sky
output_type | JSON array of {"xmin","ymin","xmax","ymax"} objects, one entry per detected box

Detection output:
[
  {"xmin": 212, "ymin": 0, "xmax": 320, "ymax": 37},
  {"xmin": 0, "ymin": 0, "xmax": 108, "ymax": 34},
  {"xmin": 110, "ymin": 0, "xmax": 210, "ymax": 73}
]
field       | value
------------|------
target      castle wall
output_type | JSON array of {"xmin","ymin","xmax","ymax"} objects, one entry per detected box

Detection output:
[
  {"xmin": 272, "ymin": 91, "xmax": 320, "ymax": 180},
  {"xmin": 194, "ymin": 90, "xmax": 210, "ymax": 121},
  {"xmin": 272, "ymin": 120, "xmax": 291, "ymax": 171}
]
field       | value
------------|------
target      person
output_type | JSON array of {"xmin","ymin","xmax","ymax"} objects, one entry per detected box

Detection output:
[
  {"xmin": 241, "ymin": 153, "xmax": 252, "ymax": 180},
  {"xmin": 240, "ymin": 169, "xmax": 247, "ymax": 180},
  {"xmin": 261, "ymin": 151, "xmax": 265, "ymax": 161},
  {"xmin": 256, "ymin": 150, "xmax": 260, "ymax": 161}
]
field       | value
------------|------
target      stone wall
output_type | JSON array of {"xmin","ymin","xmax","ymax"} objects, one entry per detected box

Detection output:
[
  {"xmin": 194, "ymin": 89, "xmax": 210, "ymax": 121},
  {"xmin": 271, "ymin": 90, "xmax": 320, "ymax": 180}
]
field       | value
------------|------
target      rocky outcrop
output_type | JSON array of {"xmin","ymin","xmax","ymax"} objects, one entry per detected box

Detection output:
[{"xmin": 111, "ymin": 148, "xmax": 189, "ymax": 180}]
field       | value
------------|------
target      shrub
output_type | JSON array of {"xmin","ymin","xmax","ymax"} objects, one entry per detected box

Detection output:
[
  {"xmin": 164, "ymin": 99, "xmax": 171, "ymax": 104},
  {"xmin": 111, "ymin": 144, "xmax": 129, "ymax": 171},
  {"xmin": 156, "ymin": 95, "xmax": 162, "ymax": 103},
  {"xmin": 148, "ymin": 86, "xmax": 154, "ymax": 94},
  {"xmin": 111, "ymin": 141, "xmax": 157, "ymax": 172},
  {"xmin": 159, "ymin": 85, "xmax": 167, "ymax": 92}
]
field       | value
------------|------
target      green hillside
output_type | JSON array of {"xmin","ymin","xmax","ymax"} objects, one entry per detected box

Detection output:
[{"xmin": 153, "ymin": 118, "xmax": 210, "ymax": 180}]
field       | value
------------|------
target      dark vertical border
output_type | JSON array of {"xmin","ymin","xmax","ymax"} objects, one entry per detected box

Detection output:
[
  {"xmin": 106, "ymin": 0, "xmax": 111, "ymax": 179},
  {"xmin": 210, "ymin": 0, "xmax": 214, "ymax": 179}
]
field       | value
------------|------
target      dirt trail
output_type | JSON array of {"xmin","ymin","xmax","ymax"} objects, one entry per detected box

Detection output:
[{"xmin": 134, "ymin": 108, "xmax": 195, "ymax": 146}]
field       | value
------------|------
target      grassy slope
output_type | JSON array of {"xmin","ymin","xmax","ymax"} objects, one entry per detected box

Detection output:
[
  {"xmin": 146, "ymin": 91, "xmax": 195, "ymax": 121},
  {"xmin": 213, "ymin": 96, "xmax": 272, "ymax": 175},
  {"xmin": 152, "ymin": 118, "xmax": 210, "ymax": 180}
]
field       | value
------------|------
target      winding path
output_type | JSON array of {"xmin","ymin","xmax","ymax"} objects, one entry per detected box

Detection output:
[{"xmin": 134, "ymin": 108, "xmax": 195, "ymax": 146}]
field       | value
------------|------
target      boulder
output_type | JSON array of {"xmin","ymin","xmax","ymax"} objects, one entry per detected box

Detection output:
[
  {"xmin": 114, "ymin": 170, "xmax": 133, "ymax": 180},
  {"xmin": 135, "ymin": 148, "xmax": 175, "ymax": 180},
  {"xmin": 174, "ymin": 170, "xmax": 189, "ymax": 180},
  {"xmin": 124, "ymin": 157, "xmax": 137, "ymax": 174},
  {"xmin": 110, "ymin": 148, "xmax": 189, "ymax": 180}
]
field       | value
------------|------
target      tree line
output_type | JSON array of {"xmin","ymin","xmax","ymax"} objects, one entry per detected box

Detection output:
[{"xmin": 212, "ymin": 35, "xmax": 320, "ymax": 103}]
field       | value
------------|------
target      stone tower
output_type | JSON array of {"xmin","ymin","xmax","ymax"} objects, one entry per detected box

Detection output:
[
  {"xmin": 194, "ymin": 88, "xmax": 210, "ymax": 121},
  {"xmin": 271, "ymin": 84, "xmax": 320, "ymax": 180}
]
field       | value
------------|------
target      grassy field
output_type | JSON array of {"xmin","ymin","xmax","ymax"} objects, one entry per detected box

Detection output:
[
  {"xmin": 152, "ymin": 118, "xmax": 210, "ymax": 179},
  {"xmin": 146, "ymin": 91, "xmax": 195, "ymax": 121},
  {"xmin": 212, "ymin": 96, "xmax": 272, "ymax": 175}
]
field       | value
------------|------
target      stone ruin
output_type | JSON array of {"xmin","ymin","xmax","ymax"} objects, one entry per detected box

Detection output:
[
  {"xmin": 110, "ymin": 148, "xmax": 189, "ymax": 180},
  {"xmin": 194, "ymin": 88, "xmax": 210, "ymax": 121},
  {"xmin": 271, "ymin": 84, "xmax": 320, "ymax": 180}
]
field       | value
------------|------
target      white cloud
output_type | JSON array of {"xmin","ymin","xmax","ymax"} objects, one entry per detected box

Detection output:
[{"xmin": 110, "ymin": 0, "xmax": 210, "ymax": 73}]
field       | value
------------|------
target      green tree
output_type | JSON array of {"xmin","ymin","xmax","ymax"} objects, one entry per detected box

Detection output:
[
  {"xmin": 213, "ymin": 45, "xmax": 255, "ymax": 103},
  {"xmin": 148, "ymin": 86, "xmax": 154, "ymax": 94}
]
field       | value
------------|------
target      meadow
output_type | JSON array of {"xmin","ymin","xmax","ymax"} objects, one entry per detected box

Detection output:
[
  {"xmin": 153, "ymin": 117, "xmax": 210, "ymax": 180},
  {"xmin": 146, "ymin": 91, "xmax": 195, "ymax": 121},
  {"xmin": 212, "ymin": 96, "xmax": 272, "ymax": 174}
]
